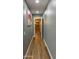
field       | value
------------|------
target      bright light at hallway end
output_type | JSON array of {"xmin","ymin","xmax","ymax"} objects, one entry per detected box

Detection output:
[{"xmin": 35, "ymin": 0, "xmax": 40, "ymax": 4}]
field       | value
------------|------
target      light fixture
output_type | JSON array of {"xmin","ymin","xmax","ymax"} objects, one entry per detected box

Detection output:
[
  {"xmin": 35, "ymin": 0, "xmax": 39, "ymax": 4},
  {"xmin": 36, "ymin": 11, "xmax": 39, "ymax": 14}
]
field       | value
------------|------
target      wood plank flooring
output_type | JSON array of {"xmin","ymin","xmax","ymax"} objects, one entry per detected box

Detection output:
[{"xmin": 24, "ymin": 19, "xmax": 50, "ymax": 59}]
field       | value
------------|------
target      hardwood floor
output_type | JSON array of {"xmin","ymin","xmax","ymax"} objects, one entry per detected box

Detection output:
[{"xmin": 24, "ymin": 19, "xmax": 50, "ymax": 59}]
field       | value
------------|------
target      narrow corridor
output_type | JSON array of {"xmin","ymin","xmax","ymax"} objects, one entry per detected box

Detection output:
[
  {"xmin": 23, "ymin": 0, "xmax": 56, "ymax": 59},
  {"xmin": 24, "ymin": 18, "xmax": 51, "ymax": 59}
]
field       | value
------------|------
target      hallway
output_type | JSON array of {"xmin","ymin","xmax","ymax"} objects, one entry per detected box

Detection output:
[
  {"xmin": 24, "ymin": 18, "xmax": 51, "ymax": 59},
  {"xmin": 23, "ymin": 0, "xmax": 56, "ymax": 59}
]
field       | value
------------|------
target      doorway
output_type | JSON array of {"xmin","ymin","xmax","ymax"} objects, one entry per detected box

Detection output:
[{"xmin": 34, "ymin": 17, "xmax": 42, "ymax": 38}]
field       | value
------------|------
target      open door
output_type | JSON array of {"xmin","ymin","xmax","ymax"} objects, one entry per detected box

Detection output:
[{"xmin": 34, "ymin": 17, "xmax": 42, "ymax": 38}]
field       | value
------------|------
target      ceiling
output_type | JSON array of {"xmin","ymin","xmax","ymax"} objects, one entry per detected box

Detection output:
[{"xmin": 25, "ymin": 0, "xmax": 51, "ymax": 14}]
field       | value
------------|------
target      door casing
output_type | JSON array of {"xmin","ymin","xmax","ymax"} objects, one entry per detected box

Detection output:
[{"xmin": 34, "ymin": 16, "xmax": 42, "ymax": 38}]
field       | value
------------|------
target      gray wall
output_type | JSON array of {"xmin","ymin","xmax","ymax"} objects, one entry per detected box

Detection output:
[
  {"xmin": 23, "ymin": 0, "xmax": 56, "ymax": 59},
  {"xmin": 43, "ymin": 0, "xmax": 56, "ymax": 59},
  {"xmin": 23, "ymin": 1, "xmax": 33, "ymax": 56}
]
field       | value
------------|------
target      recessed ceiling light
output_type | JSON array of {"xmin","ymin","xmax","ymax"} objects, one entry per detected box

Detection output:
[
  {"xmin": 36, "ymin": 11, "xmax": 39, "ymax": 14},
  {"xmin": 35, "ymin": 0, "xmax": 39, "ymax": 4}
]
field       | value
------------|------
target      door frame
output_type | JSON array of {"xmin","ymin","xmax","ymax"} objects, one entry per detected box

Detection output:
[{"xmin": 34, "ymin": 16, "xmax": 42, "ymax": 38}]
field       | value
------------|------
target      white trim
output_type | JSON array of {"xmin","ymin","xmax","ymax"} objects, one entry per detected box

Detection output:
[
  {"xmin": 33, "ymin": 17, "xmax": 35, "ymax": 36},
  {"xmin": 24, "ymin": 35, "xmax": 34, "ymax": 58},
  {"xmin": 43, "ymin": 39, "xmax": 53, "ymax": 59},
  {"xmin": 24, "ymin": 56, "xmax": 33, "ymax": 59}
]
